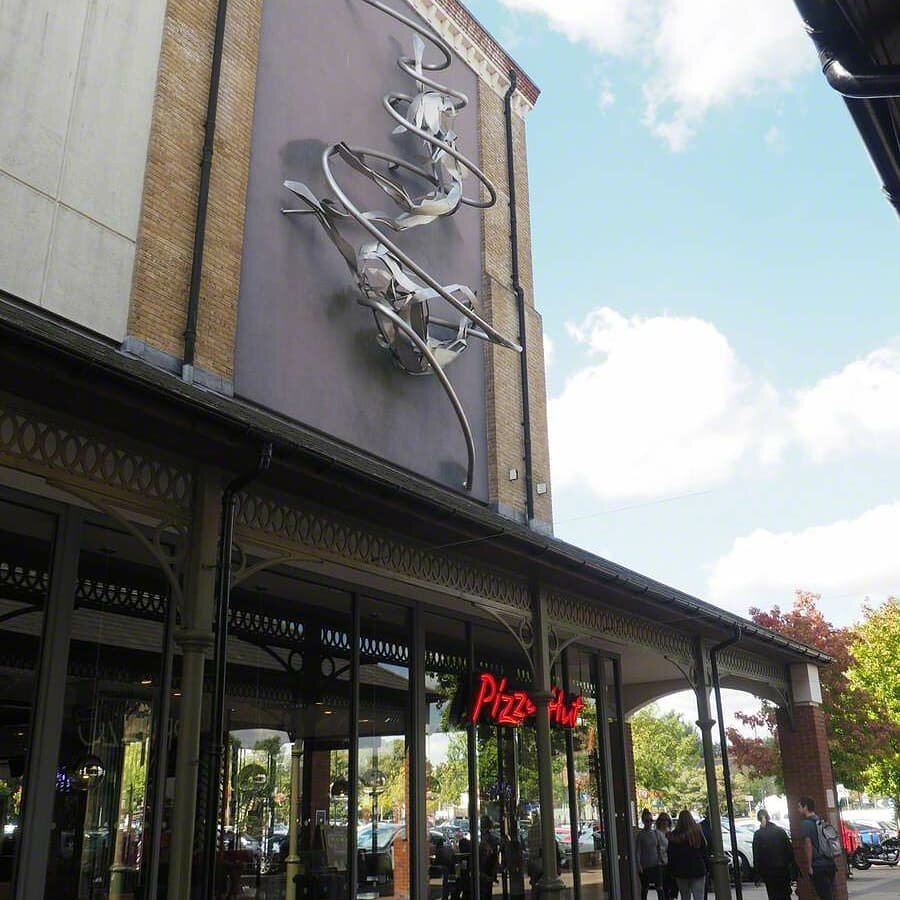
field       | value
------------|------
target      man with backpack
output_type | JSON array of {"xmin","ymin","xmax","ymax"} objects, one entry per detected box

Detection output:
[{"xmin": 796, "ymin": 797, "xmax": 841, "ymax": 900}]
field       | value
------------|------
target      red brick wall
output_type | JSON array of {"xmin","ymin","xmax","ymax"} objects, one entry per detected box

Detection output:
[{"xmin": 776, "ymin": 705, "xmax": 848, "ymax": 900}]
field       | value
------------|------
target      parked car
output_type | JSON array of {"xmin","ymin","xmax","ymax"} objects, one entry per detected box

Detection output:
[{"xmin": 720, "ymin": 820, "xmax": 755, "ymax": 881}]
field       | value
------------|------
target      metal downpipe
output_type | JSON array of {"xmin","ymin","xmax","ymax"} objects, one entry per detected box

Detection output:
[
  {"xmin": 792, "ymin": 0, "xmax": 900, "ymax": 218},
  {"xmin": 202, "ymin": 443, "xmax": 273, "ymax": 900},
  {"xmin": 183, "ymin": 0, "xmax": 229, "ymax": 382},
  {"xmin": 504, "ymin": 69, "xmax": 535, "ymax": 523},
  {"xmin": 710, "ymin": 627, "xmax": 744, "ymax": 900}
]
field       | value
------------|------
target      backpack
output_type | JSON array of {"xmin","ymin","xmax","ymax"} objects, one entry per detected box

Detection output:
[{"xmin": 814, "ymin": 817, "xmax": 842, "ymax": 860}]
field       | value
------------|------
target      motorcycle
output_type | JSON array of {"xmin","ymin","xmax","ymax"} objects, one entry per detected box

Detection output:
[{"xmin": 850, "ymin": 834, "xmax": 899, "ymax": 869}]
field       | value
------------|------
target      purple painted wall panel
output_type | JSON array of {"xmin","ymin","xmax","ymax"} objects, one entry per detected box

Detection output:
[{"xmin": 235, "ymin": 0, "xmax": 489, "ymax": 498}]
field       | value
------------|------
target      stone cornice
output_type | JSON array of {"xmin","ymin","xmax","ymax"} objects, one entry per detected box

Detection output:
[{"xmin": 405, "ymin": 0, "xmax": 538, "ymax": 118}]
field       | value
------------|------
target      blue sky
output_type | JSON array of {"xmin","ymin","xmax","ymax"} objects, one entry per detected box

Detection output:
[{"xmin": 466, "ymin": 0, "xmax": 900, "ymax": 640}]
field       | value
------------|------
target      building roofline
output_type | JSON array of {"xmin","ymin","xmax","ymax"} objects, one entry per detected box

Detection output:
[
  {"xmin": 408, "ymin": 0, "xmax": 540, "ymax": 107},
  {"xmin": 0, "ymin": 291, "xmax": 831, "ymax": 668}
]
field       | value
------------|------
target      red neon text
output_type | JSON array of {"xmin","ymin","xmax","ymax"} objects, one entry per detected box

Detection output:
[
  {"xmin": 470, "ymin": 672, "xmax": 582, "ymax": 728},
  {"xmin": 548, "ymin": 686, "xmax": 584, "ymax": 728}
]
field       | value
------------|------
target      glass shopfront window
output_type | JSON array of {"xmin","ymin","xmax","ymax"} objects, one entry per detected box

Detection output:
[
  {"xmin": 423, "ymin": 615, "xmax": 471, "ymax": 900},
  {"xmin": 215, "ymin": 567, "xmax": 353, "ymax": 900},
  {"xmin": 0, "ymin": 495, "xmax": 633, "ymax": 900},
  {"xmin": 0, "ymin": 495, "xmax": 55, "ymax": 898},
  {"xmin": 357, "ymin": 597, "xmax": 411, "ymax": 900},
  {"xmin": 42, "ymin": 513, "xmax": 171, "ymax": 900}
]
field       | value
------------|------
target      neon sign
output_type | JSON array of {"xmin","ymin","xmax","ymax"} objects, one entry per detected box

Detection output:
[{"xmin": 470, "ymin": 672, "xmax": 583, "ymax": 728}]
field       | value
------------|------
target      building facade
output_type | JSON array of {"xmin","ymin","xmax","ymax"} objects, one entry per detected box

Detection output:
[{"xmin": 0, "ymin": 2, "xmax": 845, "ymax": 900}]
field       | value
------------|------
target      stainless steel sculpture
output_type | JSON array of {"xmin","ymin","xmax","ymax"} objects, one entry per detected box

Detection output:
[{"xmin": 281, "ymin": 0, "xmax": 521, "ymax": 491}]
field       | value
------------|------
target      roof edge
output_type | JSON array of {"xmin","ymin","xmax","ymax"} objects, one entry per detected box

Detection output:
[{"xmin": 0, "ymin": 293, "xmax": 831, "ymax": 669}]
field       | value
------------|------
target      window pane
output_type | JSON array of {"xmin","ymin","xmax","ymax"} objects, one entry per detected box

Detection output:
[
  {"xmin": 219, "ymin": 565, "xmax": 352, "ymax": 900},
  {"xmin": 423, "ymin": 614, "xmax": 471, "ymax": 900},
  {"xmin": 0, "ymin": 496, "xmax": 54, "ymax": 897},
  {"xmin": 357, "ymin": 598, "xmax": 411, "ymax": 900},
  {"xmin": 42, "ymin": 513, "xmax": 170, "ymax": 899}
]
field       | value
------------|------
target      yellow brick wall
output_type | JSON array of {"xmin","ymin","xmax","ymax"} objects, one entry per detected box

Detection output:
[
  {"xmin": 128, "ymin": 0, "xmax": 262, "ymax": 381},
  {"xmin": 478, "ymin": 82, "xmax": 553, "ymax": 529}
]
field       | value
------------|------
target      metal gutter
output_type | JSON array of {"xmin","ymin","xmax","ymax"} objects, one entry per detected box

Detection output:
[
  {"xmin": 793, "ymin": 0, "xmax": 900, "ymax": 217},
  {"xmin": 183, "ymin": 0, "xmax": 230, "ymax": 382},
  {"xmin": 0, "ymin": 291, "xmax": 832, "ymax": 666},
  {"xmin": 504, "ymin": 69, "xmax": 535, "ymax": 523}
]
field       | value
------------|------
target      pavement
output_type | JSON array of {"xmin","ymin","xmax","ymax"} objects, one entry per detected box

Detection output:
[{"xmin": 733, "ymin": 866, "xmax": 898, "ymax": 900}]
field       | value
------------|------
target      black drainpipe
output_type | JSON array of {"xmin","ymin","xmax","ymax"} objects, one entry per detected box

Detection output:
[
  {"xmin": 202, "ymin": 441, "xmax": 273, "ymax": 900},
  {"xmin": 183, "ymin": 0, "xmax": 230, "ymax": 383},
  {"xmin": 503, "ymin": 69, "xmax": 535, "ymax": 524},
  {"xmin": 709, "ymin": 626, "xmax": 743, "ymax": 899},
  {"xmin": 792, "ymin": 0, "xmax": 900, "ymax": 217}
]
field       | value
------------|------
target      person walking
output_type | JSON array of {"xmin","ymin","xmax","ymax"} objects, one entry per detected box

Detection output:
[
  {"xmin": 636, "ymin": 809, "xmax": 664, "ymax": 900},
  {"xmin": 752, "ymin": 809, "xmax": 795, "ymax": 900},
  {"xmin": 655, "ymin": 812, "xmax": 674, "ymax": 900},
  {"xmin": 666, "ymin": 810, "xmax": 709, "ymax": 900},
  {"xmin": 796, "ymin": 797, "xmax": 837, "ymax": 900}
]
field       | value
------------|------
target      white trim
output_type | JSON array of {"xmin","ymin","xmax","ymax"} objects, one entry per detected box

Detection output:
[{"xmin": 403, "ymin": 0, "xmax": 534, "ymax": 118}]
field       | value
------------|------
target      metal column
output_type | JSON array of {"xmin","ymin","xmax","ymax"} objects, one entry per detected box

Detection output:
[
  {"xmin": 693, "ymin": 638, "xmax": 732, "ymax": 900},
  {"xmin": 531, "ymin": 580, "xmax": 564, "ymax": 896},
  {"xmin": 15, "ymin": 506, "xmax": 82, "ymax": 900}
]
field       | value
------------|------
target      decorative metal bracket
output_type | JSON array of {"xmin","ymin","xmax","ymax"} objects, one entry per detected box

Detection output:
[
  {"xmin": 548, "ymin": 627, "xmax": 583, "ymax": 673},
  {"xmin": 772, "ymin": 683, "xmax": 794, "ymax": 730},
  {"xmin": 664, "ymin": 654, "xmax": 701, "ymax": 695},
  {"xmin": 229, "ymin": 543, "xmax": 323, "ymax": 588},
  {"xmin": 47, "ymin": 479, "xmax": 186, "ymax": 608},
  {"xmin": 470, "ymin": 599, "xmax": 535, "ymax": 679}
]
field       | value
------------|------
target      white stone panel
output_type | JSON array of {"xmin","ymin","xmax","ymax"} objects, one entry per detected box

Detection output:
[
  {"xmin": 0, "ymin": 173, "xmax": 55, "ymax": 303},
  {"xmin": 42, "ymin": 207, "xmax": 134, "ymax": 340},
  {"xmin": 0, "ymin": 0, "xmax": 89, "ymax": 195},
  {"xmin": 790, "ymin": 662, "xmax": 823, "ymax": 706},
  {"xmin": 60, "ymin": 0, "xmax": 167, "ymax": 238}
]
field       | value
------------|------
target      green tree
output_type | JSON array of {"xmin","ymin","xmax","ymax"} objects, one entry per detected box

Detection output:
[
  {"xmin": 848, "ymin": 598, "xmax": 900, "ymax": 819},
  {"xmin": 631, "ymin": 706, "xmax": 704, "ymax": 811}
]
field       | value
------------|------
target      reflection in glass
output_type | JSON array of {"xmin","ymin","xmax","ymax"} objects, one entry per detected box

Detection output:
[
  {"xmin": 0, "ymin": 498, "xmax": 54, "ymax": 898},
  {"xmin": 568, "ymin": 649, "xmax": 608, "ymax": 900},
  {"xmin": 424, "ymin": 615, "xmax": 471, "ymax": 900},
  {"xmin": 358, "ymin": 597, "xmax": 411, "ymax": 900},
  {"xmin": 215, "ymin": 567, "xmax": 353, "ymax": 900},
  {"xmin": 42, "ymin": 514, "xmax": 169, "ymax": 899}
]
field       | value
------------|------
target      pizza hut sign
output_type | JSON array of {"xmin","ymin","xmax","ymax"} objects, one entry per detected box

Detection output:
[{"xmin": 470, "ymin": 672, "xmax": 584, "ymax": 728}]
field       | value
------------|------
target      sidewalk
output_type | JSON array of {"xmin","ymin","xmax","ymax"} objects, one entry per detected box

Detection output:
[{"xmin": 734, "ymin": 866, "xmax": 898, "ymax": 900}]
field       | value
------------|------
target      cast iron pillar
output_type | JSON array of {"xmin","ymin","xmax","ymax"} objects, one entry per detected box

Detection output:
[
  {"xmin": 168, "ymin": 468, "xmax": 222, "ymax": 900},
  {"xmin": 531, "ymin": 579, "xmax": 565, "ymax": 896},
  {"xmin": 285, "ymin": 734, "xmax": 302, "ymax": 900},
  {"xmin": 692, "ymin": 638, "xmax": 732, "ymax": 900}
]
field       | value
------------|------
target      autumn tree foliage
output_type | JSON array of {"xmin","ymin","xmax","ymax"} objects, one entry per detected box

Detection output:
[{"xmin": 725, "ymin": 591, "xmax": 892, "ymax": 790}]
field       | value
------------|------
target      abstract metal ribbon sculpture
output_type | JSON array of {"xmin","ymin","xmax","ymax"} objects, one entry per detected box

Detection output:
[{"xmin": 281, "ymin": 0, "xmax": 521, "ymax": 491}]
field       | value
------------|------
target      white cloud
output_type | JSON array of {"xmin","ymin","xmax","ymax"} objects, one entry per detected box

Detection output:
[
  {"xmin": 543, "ymin": 333, "xmax": 555, "ymax": 376},
  {"xmin": 792, "ymin": 345, "xmax": 900, "ymax": 461},
  {"xmin": 764, "ymin": 125, "xmax": 786, "ymax": 153},
  {"xmin": 498, "ymin": 0, "xmax": 655, "ymax": 56},
  {"xmin": 707, "ymin": 501, "xmax": 900, "ymax": 624},
  {"xmin": 550, "ymin": 310, "xmax": 900, "ymax": 502},
  {"xmin": 597, "ymin": 79, "xmax": 616, "ymax": 110},
  {"xmin": 497, "ymin": 0, "xmax": 815, "ymax": 149},
  {"xmin": 549, "ymin": 308, "xmax": 781, "ymax": 499},
  {"xmin": 643, "ymin": 0, "xmax": 813, "ymax": 150}
]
